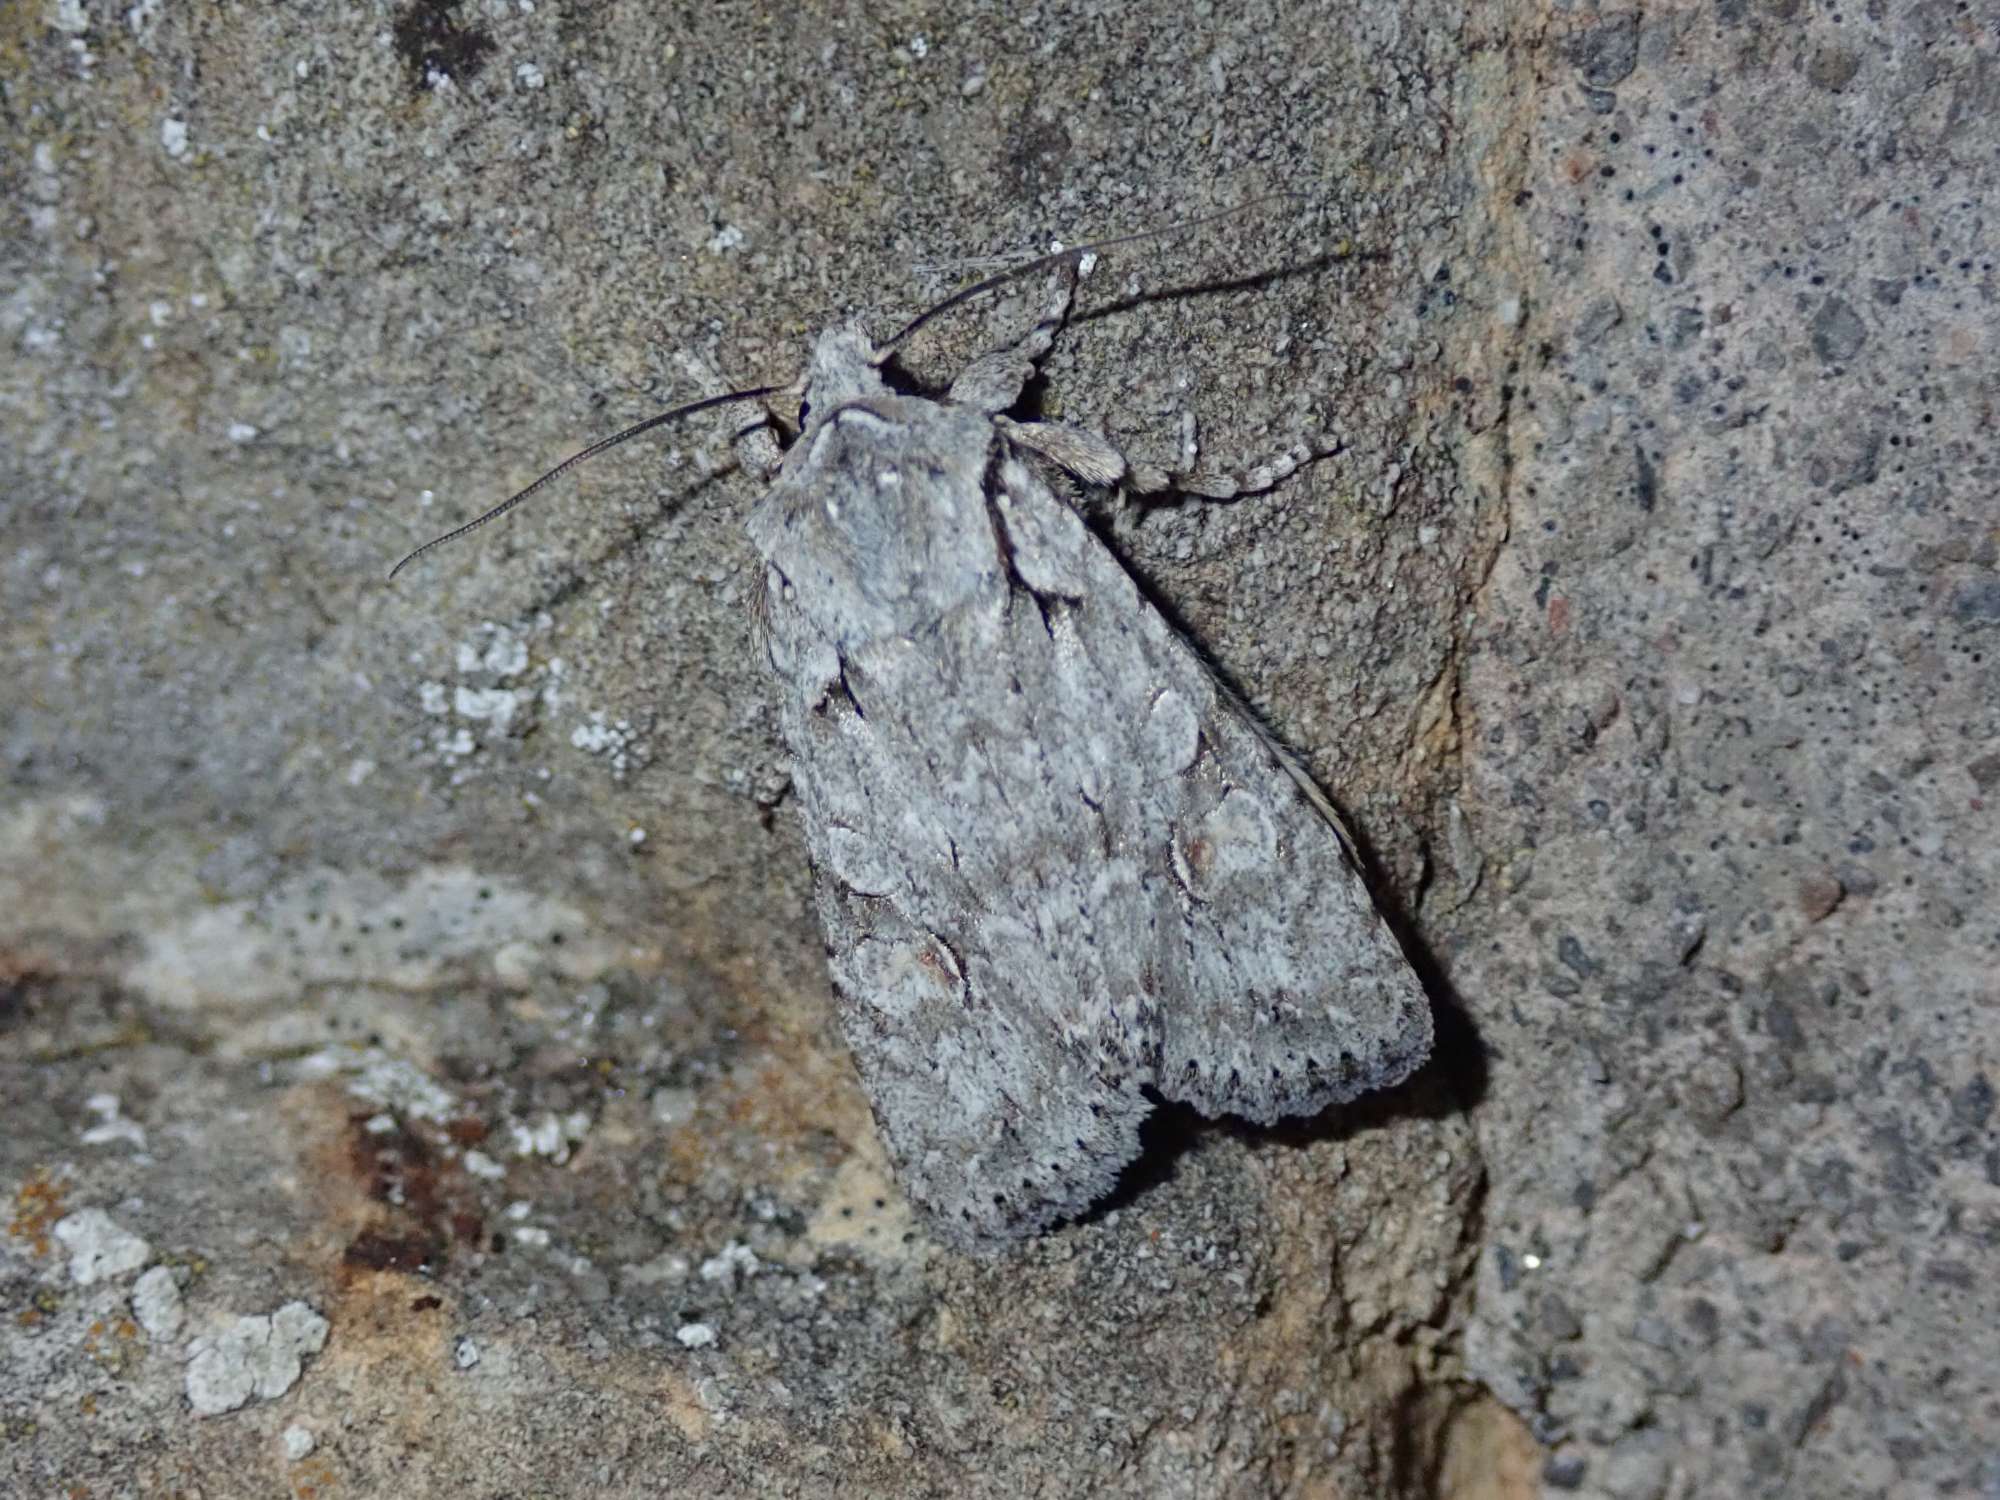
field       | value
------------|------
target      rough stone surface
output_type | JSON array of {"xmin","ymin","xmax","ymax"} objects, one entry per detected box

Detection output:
[{"xmin": 1, "ymin": 3, "xmax": 1991, "ymax": 1498}]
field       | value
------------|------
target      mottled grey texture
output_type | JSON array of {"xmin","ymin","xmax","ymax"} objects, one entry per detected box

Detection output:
[
  {"xmin": 749, "ymin": 311, "xmax": 1431, "ymax": 1247},
  {"xmin": 5, "ymin": 1, "xmax": 1997, "ymax": 1497}
]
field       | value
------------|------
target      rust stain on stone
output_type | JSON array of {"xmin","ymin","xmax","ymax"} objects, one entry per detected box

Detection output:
[
  {"xmin": 333, "ymin": 1108, "xmax": 489, "ymax": 1282},
  {"xmin": 9, "ymin": 1168, "xmax": 69, "ymax": 1257},
  {"xmin": 342, "ymin": 1228, "xmax": 443, "ymax": 1277}
]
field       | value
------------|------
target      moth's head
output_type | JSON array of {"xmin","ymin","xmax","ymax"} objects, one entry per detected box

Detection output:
[{"xmin": 765, "ymin": 322, "xmax": 887, "ymax": 442}]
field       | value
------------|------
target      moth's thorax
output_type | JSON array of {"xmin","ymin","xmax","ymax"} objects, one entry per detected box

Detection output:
[
  {"xmin": 799, "ymin": 323, "xmax": 887, "ymax": 423},
  {"xmin": 747, "ymin": 392, "xmax": 1002, "ymax": 650}
]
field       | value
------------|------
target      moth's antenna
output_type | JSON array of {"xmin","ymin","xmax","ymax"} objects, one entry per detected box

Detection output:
[
  {"xmin": 880, "ymin": 192, "xmax": 1303, "ymax": 355},
  {"xmin": 387, "ymin": 384, "xmax": 782, "ymax": 580}
]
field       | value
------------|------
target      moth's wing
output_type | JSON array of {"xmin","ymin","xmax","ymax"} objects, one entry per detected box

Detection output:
[
  {"xmin": 755, "ymin": 440, "xmax": 1153, "ymax": 1251},
  {"xmin": 991, "ymin": 455, "xmax": 1434, "ymax": 1128},
  {"xmin": 1149, "ymin": 719, "xmax": 1435, "ymax": 1125},
  {"xmin": 820, "ymin": 899, "xmax": 1153, "ymax": 1250}
]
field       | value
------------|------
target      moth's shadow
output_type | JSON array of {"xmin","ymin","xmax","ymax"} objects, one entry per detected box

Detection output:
[
  {"xmin": 886, "ymin": 245, "xmax": 1388, "ymax": 414},
  {"xmin": 513, "ymin": 459, "xmax": 748, "ymax": 620},
  {"xmin": 1066, "ymin": 245, "xmax": 1391, "ymax": 334},
  {"xmin": 1079, "ymin": 918, "xmax": 1486, "ymax": 1230}
]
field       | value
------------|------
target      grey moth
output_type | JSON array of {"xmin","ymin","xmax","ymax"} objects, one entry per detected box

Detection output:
[{"xmin": 394, "ymin": 211, "xmax": 1434, "ymax": 1250}]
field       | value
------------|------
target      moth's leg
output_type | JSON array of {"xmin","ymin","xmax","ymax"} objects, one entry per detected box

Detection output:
[
  {"xmin": 999, "ymin": 413, "xmax": 1340, "ymax": 502},
  {"xmin": 1124, "ymin": 412, "xmax": 1341, "ymax": 500},
  {"xmin": 995, "ymin": 417, "xmax": 1127, "ymax": 486},
  {"xmin": 947, "ymin": 263, "xmax": 1082, "ymax": 414}
]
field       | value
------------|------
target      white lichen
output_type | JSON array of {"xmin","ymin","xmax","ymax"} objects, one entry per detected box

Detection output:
[
  {"xmin": 54, "ymin": 1208, "xmax": 151, "ymax": 1285},
  {"xmin": 184, "ymin": 1301, "xmax": 329, "ymax": 1416}
]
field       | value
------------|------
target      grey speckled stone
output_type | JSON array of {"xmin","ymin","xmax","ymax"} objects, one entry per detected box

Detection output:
[
  {"xmin": 1453, "ymin": 2, "xmax": 2000, "ymax": 1497},
  {"xmin": 1568, "ymin": 14, "xmax": 1641, "ymax": 89},
  {"xmin": 2, "ymin": 2, "xmax": 1993, "ymax": 1498}
]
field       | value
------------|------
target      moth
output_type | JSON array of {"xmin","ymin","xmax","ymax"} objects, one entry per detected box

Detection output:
[{"xmin": 394, "ymin": 206, "xmax": 1434, "ymax": 1250}]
